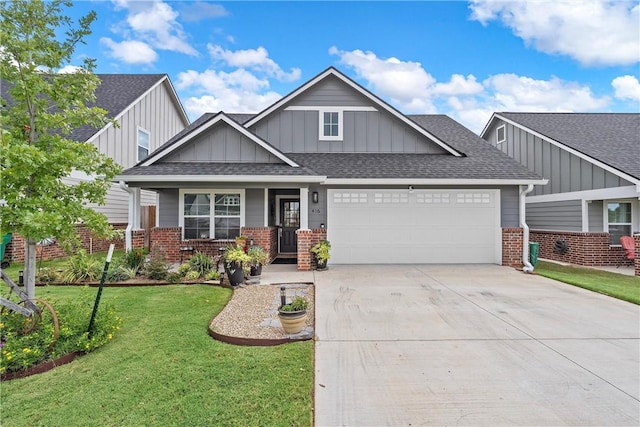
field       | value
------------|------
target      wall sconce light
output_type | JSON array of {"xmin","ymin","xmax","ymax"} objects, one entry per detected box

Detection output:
[
  {"xmin": 320, "ymin": 223, "xmax": 325, "ymax": 229},
  {"xmin": 312, "ymin": 191, "xmax": 319, "ymax": 204},
  {"xmin": 408, "ymin": 185, "xmax": 414, "ymax": 193}
]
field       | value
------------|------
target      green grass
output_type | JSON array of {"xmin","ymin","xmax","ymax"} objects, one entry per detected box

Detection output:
[
  {"xmin": 1, "ymin": 285, "xmax": 314, "ymax": 426},
  {"xmin": 535, "ymin": 261, "xmax": 640, "ymax": 304}
]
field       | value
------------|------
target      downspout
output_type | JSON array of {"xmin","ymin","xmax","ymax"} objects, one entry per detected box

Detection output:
[
  {"xmin": 119, "ymin": 181, "xmax": 134, "ymax": 251},
  {"xmin": 520, "ymin": 184, "xmax": 535, "ymax": 273}
]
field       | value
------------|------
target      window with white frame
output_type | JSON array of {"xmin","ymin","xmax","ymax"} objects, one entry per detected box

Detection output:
[
  {"xmin": 607, "ymin": 201, "xmax": 632, "ymax": 245},
  {"xmin": 319, "ymin": 110, "xmax": 343, "ymax": 141},
  {"xmin": 137, "ymin": 127, "xmax": 150, "ymax": 161},
  {"xmin": 496, "ymin": 125, "xmax": 506, "ymax": 144},
  {"xmin": 182, "ymin": 191, "xmax": 243, "ymax": 240}
]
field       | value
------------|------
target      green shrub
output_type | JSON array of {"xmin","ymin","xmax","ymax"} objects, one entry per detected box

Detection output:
[
  {"xmin": 184, "ymin": 270, "xmax": 201, "ymax": 281},
  {"xmin": 280, "ymin": 296, "xmax": 308, "ymax": 312},
  {"xmin": 188, "ymin": 251, "xmax": 216, "ymax": 277},
  {"xmin": 166, "ymin": 272, "xmax": 182, "ymax": 283},
  {"xmin": 123, "ymin": 249, "xmax": 147, "ymax": 271},
  {"xmin": 177, "ymin": 263, "xmax": 192, "ymax": 277},
  {"xmin": 205, "ymin": 270, "xmax": 220, "ymax": 280},
  {"xmin": 144, "ymin": 251, "xmax": 169, "ymax": 280},
  {"xmin": 36, "ymin": 267, "xmax": 60, "ymax": 284},
  {"xmin": 0, "ymin": 288, "xmax": 122, "ymax": 375},
  {"xmin": 62, "ymin": 250, "xmax": 102, "ymax": 283}
]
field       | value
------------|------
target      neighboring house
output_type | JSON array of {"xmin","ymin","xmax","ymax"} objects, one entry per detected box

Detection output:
[
  {"xmin": 2, "ymin": 74, "xmax": 190, "ymax": 261},
  {"xmin": 481, "ymin": 113, "xmax": 640, "ymax": 273},
  {"xmin": 116, "ymin": 67, "xmax": 545, "ymax": 270}
]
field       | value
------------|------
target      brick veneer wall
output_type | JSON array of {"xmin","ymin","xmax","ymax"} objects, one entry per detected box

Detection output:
[
  {"xmin": 240, "ymin": 227, "xmax": 278, "ymax": 263},
  {"xmin": 297, "ymin": 228, "xmax": 327, "ymax": 271},
  {"xmin": 635, "ymin": 234, "xmax": 640, "ymax": 277},
  {"xmin": 530, "ymin": 230, "xmax": 628, "ymax": 267},
  {"xmin": 502, "ymin": 228, "xmax": 523, "ymax": 269},
  {"xmin": 4, "ymin": 224, "xmax": 143, "ymax": 263}
]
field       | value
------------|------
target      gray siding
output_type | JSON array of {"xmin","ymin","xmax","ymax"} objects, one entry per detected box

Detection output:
[
  {"xmin": 245, "ymin": 189, "xmax": 265, "ymax": 226},
  {"xmin": 163, "ymin": 123, "xmax": 281, "ymax": 163},
  {"xmin": 252, "ymin": 109, "xmax": 447, "ymax": 154},
  {"xmin": 158, "ymin": 189, "xmax": 179, "ymax": 227},
  {"xmin": 291, "ymin": 75, "xmax": 372, "ymax": 107},
  {"xmin": 588, "ymin": 200, "xmax": 604, "ymax": 232},
  {"xmin": 500, "ymin": 186, "xmax": 520, "ymax": 227},
  {"xmin": 526, "ymin": 200, "xmax": 582, "ymax": 231},
  {"xmin": 250, "ymin": 75, "xmax": 446, "ymax": 154},
  {"xmin": 94, "ymin": 80, "xmax": 187, "ymax": 169},
  {"xmin": 485, "ymin": 120, "xmax": 632, "ymax": 196}
]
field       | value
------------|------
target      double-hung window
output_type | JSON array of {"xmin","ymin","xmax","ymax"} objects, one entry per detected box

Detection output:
[
  {"xmin": 181, "ymin": 190, "xmax": 243, "ymax": 240},
  {"xmin": 607, "ymin": 202, "xmax": 632, "ymax": 245},
  {"xmin": 137, "ymin": 127, "xmax": 150, "ymax": 161}
]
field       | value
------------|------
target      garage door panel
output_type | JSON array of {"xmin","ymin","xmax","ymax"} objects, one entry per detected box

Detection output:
[{"xmin": 328, "ymin": 189, "xmax": 501, "ymax": 264}]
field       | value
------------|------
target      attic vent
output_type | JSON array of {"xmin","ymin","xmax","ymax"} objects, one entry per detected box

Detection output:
[{"xmin": 496, "ymin": 125, "xmax": 506, "ymax": 144}]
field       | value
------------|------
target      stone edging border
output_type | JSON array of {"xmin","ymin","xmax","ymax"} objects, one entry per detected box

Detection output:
[{"xmin": 1, "ymin": 351, "xmax": 80, "ymax": 381}]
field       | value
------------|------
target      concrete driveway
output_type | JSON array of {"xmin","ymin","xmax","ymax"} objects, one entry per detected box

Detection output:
[{"xmin": 313, "ymin": 265, "xmax": 639, "ymax": 426}]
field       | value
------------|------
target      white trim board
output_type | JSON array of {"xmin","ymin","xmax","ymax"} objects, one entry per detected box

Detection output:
[{"xmin": 526, "ymin": 185, "xmax": 639, "ymax": 203}]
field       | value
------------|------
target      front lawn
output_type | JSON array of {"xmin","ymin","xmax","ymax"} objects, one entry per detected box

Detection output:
[
  {"xmin": 0, "ymin": 285, "xmax": 314, "ymax": 426},
  {"xmin": 535, "ymin": 261, "xmax": 640, "ymax": 304}
]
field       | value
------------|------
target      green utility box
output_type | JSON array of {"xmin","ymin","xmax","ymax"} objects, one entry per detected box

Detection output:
[{"xmin": 529, "ymin": 242, "xmax": 539, "ymax": 266}]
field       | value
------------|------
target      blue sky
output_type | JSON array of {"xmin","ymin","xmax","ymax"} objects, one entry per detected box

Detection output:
[{"xmin": 64, "ymin": 0, "xmax": 640, "ymax": 133}]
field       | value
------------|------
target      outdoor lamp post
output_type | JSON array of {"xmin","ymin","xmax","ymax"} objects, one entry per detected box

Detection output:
[{"xmin": 280, "ymin": 286, "xmax": 287, "ymax": 307}]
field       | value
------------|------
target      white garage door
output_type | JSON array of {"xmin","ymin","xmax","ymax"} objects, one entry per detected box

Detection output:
[{"xmin": 327, "ymin": 189, "xmax": 501, "ymax": 264}]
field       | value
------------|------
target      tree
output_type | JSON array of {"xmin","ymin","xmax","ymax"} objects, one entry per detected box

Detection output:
[{"xmin": 0, "ymin": 0, "xmax": 121, "ymax": 298}]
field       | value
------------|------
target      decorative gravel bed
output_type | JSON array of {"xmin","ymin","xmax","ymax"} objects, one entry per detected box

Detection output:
[{"xmin": 209, "ymin": 283, "xmax": 314, "ymax": 340}]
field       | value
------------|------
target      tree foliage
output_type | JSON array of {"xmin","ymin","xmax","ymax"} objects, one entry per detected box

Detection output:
[{"xmin": 0, "ymin": 0, "xmax": 121, "ymax": 295}]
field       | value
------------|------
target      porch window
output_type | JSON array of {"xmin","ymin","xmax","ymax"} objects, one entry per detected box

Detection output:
[
  {"xmin": 181, "ymin": 190, "xmax": 244, "ymax": 240},
  {"xmin": 183, "ymin": 194, "xmax": 211, "ymax": 239},
  {"xmin": 214, "ymin": 193, "xmax": 241, "ymax": 239},
  {"xmin": 607, "ymin": 202, "xmax": 632, "ymax": 245},
  {"xmin": 319, "ymin": 110, "xmax": 343, "ymax": 141},
  {"xmin": 137, "ymin": 127, "xmax": 150, "ymax": 161}
]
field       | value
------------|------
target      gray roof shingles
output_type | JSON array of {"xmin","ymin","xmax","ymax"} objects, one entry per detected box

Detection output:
[
  {"xmin": 121, "ymin": 162, "xmax": 317, "ymax": 176},
  {"xmin": 499, "ymin": 113, "xmax": 640, "ymax": 180}
]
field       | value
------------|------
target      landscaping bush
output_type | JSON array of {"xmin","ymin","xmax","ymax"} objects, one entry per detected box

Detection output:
[
  {"xmin": 177, "ymin": 262, "xmax": 192, "ymax": 277},
  {"xmin": 0, "ymin": 288, "xmax": 122, "ymax": 375},
  {"xmin": 36, "ymin": 267, "xmax": 60, "ymax": 284},
  {"xmin": 188, "ymin": 251, "xmax": 216, "ymax": 277},
  {"xmin": 62, "ymin": 250, "xmax": 102, "ymax": 283},
  {"xmin": 205, "ymin": 270, "xmax": 221, "ymax": 280},
  {"xmin": 123, "ymin": 249, "xmax": 147, "ymax": 272},
  {"xmin": 143, "ymin": 251, "xmax": 170, "ymax": 280}
]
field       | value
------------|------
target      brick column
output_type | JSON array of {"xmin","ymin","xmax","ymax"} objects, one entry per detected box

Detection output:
[
  {"xmin": 131, "ymin": 230, "xmax": 145, "ymax": 250},
  {"xmin": 502, "ymin": 228, "xmax": 523, "ymax": 268},
  {"xmin": 150, "ymin": 227, "xmax": 182, "ymax": 262},
  {"xmin": 296, "ymin": 228, "xmax": 327, "ymax": 271},
  {"xmin": 634, "ymin": 234, "xmax": 640, "ymax": 277},
  {"xmin": 241, "ymin": 226, "xmax": 278, "ymax": 263}
]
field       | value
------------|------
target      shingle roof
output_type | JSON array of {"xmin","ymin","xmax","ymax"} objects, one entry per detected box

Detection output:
[
  {"xmin": 121, "ymin": 162, "xmax": 317, "ymax": 176},
  {"xmin": 498, "ymin": 113, "xmax": 640, "ymax": 180},
  {"xmin": 1, "ymin": 74, "xmax": 169, "ymax": 142}
]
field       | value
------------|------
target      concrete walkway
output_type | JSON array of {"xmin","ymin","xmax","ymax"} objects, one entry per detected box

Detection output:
[{"xmin": 314, "ymin": 265, "xmax": 640, "ymax": 426}]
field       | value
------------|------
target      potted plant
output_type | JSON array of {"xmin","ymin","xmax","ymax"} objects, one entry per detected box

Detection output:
[
  {"xmin": 310, "ymin": 240, "xmax": 331, "ymax": 270},
  {"xmin": 247, "ymin": 245, "xmax": 268, "ymax": 277},
  {"xmin": 224, "ymin": 244, "xmax": 251, "ymax": 286},
  {"xmin": 278, "ymin": 295, "xmax": 309, "ymax": 334}
]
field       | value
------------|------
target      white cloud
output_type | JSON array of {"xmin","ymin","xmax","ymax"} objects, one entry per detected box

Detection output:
[
  {"xmin": 100, "ymin": 37, "xmax": 158, "ymax": 65},
  {"xmin": 106, "ymin": 0, "xmax": 197, "ymax": 59},
  {"xmin": 208, "ymin": 45, "xmax": 301, "ymax": 82},
  {"xmin": 469, "ymin": 0, "xmax": 640, "ymax": 66},
  {"xmin": 57, "ymin": 65, "xmax": 83, "ymax": 74},
  {"xmin": 179, "ymin": 2, "xmax": 229, "ymax": 22},
  {"xmin": 330, "ymin": 46, "xmax": 612, "ymax": 133},
  {"xmin": 612, "ymin": 75, "xmax": 640, "ymax": 102},
  {"xmin": 176, "ymin": 69, "xmax": 282, "ymax": 118}
]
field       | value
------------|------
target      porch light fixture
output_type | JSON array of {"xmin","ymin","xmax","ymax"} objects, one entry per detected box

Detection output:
[
  {"xmin": 312, "ymin": 191, "xmax": 319, "ymax": 204},
  {"xmin": 408, "ymin": 185, "xmax": 414, "ymax": 193}
]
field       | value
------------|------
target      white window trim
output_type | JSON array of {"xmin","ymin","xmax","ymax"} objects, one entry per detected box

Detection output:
[
  {"xmin": 604, "ymin": 200, "xmax": 633, "ymax": 247},
  {"xmin": 137, "ymin": 126, "xmax": 150, "ymax": 162},
  {"xmin": 179, "ymin": 189, "xmax": 246, "ymax": 240},
  {"xmin": 318, "ymin": 108, "xmax": 343, "ymax": 141},
  {"xmin": 496, "ymin": 124, "xmax": 506, "ymax": 144}
]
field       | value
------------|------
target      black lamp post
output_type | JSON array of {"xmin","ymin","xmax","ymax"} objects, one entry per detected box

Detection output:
[{"xmin": 280, "ymin": 286, "xmax": 287, "ymax": 307}]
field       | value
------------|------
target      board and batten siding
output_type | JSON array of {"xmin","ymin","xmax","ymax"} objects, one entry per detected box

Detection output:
[
  {"xmin": 250, "ymin": 76, "xmax": 447, "ymax": 154},
  {"xmin": 245, "ymin": 189, "xmax": 265, "ymax": 227},
  {"xmin": 162, "ymin": 123, "xmax": 281, "ymax": 163},
  {"xmin": 526, "ymin": 200, "xmax": 582, "ymax": 231},
  {"xmin": 93, "ymin": 80, "xmax": 187, "ymax": 169},
  {"xmin": 485, "ymin": 120, "xmax": 632, "ymax": 197}
]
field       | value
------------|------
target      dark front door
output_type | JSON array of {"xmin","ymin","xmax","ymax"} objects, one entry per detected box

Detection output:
[{"xmin": 280, "ymin": 199, "xmax": 299, "ymax": 253}]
